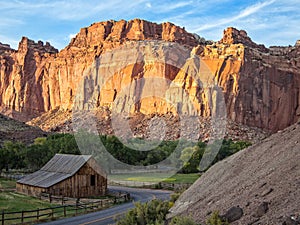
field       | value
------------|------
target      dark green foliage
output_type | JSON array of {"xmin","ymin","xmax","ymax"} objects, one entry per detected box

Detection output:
[
  {"xmin": 180, "ymin": 139, "xmax": 251, "ymax": 173},
  {"xmin": 116, "ymin": 199, "xmax": 170, "ymax": 225},
  {"xmin": 170, "ymin": 192, "xmax": 181, "ymax": 203},
  {"xmin": 102, "ymin": 136, "xmax": 181, "ymax": 166},
  {"xmin": 214, "ymin": 139, "xmax": 251, "ymax": 162},
  {"xmin": 0, "ymin": 141, "xmax": 25, "ymax": 171},
  {"xmin": 169, "ymin": 216, "xmax": 200, "ymax": 225},
  {"xmin": 0, "ymin": 130, "xmax": 251, "ymax": 174},
  {"xmin": 0, "ymin": 134, "xmax": 81, "ymax": 172},
  {"xmin": 116, "ymin": 199, "xmax": 200, "ymax": 225},
  {"xmin": 207, "ymin": 211, "xmax": 230, "ymax": 225}
]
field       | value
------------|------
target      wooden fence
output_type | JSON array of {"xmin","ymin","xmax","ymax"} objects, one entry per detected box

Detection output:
[{"xmin": 0, "ymin": 194, "xmax": 130, "ymax": 225}]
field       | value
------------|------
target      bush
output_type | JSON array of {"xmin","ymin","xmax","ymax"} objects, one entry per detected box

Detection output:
[
  {"xmin": 170, "ymin": 216, "xmax": 199, "ymax": 225},
  {"xmin": 170, "ymin": 192, "xmax": 181, "ymax": 203},
  {"xmin": 207, "ymin": 211, "xmax": 229, "ymax": 225},
  {"xmin": 116, "ymin": 199, "xmax": 170, "ymax": 225}
]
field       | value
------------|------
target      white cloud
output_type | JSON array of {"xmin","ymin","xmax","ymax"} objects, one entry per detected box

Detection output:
[
  {"xmin": 68, "ymin": 33, "xmax": 77, "ymax": 40},
  {"xmin": 0, "ymin": 0, "xmax": 147, "ymax": 21},
  {"xmin": 194, "ymin": 0, "xmax": 276, "ymax": 32},
  {"xmin": 0, "ymin": 0, "xmax": 299, "ymax": 48},
  {"xmin": 146, "ymin": 2, "xmax": 152, "ymax": 8},
  {"xmin": 0, "ymin": 35, "xmax": 20, "ymax": 49},
  {"xmin": 150, "ymin": 1, "xmax": 194, "ymax": 13},
  {"xmin": 0, "ymin": 18, "xmax": 24, "ymax": 27},
  {"xmin": 166, "ymin": 1, "xmax": 193, "ymax": 10}
]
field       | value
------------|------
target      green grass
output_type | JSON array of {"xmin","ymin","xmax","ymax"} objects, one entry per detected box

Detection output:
[
  {"xmin": 166, "ymin": 173, "xmax": 200, "ymax": 183},
  {"xmin": 0, "ymin": 191, "xmax": 56, "ymax": 225},
  {"xmin": 0, "ymin": 191, "xmax": 54, "ymax": 212},
  {"xmin": 0, "ymin": 178, "xmax": 16, "ymax": 189},
  {"xmin": 109, "ymin": 173, "xmax": 200, "ymax": 184},
  {"xmin": 0, "ymin": 178, "xmax": 54, "ymax": 213},
  {"xmin": 0, "ymin": 178, "xmax": 118, "ymax": 224}
]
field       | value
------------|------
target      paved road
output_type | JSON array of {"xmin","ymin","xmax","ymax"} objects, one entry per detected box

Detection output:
[{"xmin": 38, "ymin": 186, "xmax": 172, "ymax": 225}]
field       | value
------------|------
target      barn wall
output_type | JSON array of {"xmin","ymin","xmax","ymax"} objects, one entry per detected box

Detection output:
[
  {"xmin": 16, "ymin": 159, "xmax": 107, "ymax": 198},
  {"xmin": 16, "ymin": 183, "xmax": 47, "ymax": 197},
  {"xmin": 49, "ymin": 162, "xmax": 107, "ymax": 198}
]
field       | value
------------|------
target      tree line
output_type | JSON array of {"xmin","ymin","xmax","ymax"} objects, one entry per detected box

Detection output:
[{"xmin": 0, "ymin": 133, "xmax": 251, "ymax": 173}]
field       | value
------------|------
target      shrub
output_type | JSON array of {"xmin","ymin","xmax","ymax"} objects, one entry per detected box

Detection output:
[
  {"xmin": 170, "ymin": 216, "xmax": 199, "ymax": 225},
  {"xmin": 116, "ymin": 199, "xmax": 169, "ymax": 225},
  {"xmin": 207, "ymin": 211, "xmax": 230, "ymax": 225}
]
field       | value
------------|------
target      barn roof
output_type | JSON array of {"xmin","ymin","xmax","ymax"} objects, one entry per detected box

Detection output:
[{"xmin": 17, "ymin": 154, "xmax": 92, "ymax": 188}]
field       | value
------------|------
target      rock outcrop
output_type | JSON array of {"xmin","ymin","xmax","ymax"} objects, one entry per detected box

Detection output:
[
  {"xmin": 0, "ymin": 37, "xmax": 58, "ymax": 121},
  {"xmin": 201, "ymin": 27, "xmax": 300, "ymax": 131},
  {"xmin": 0, "ymin": 20, "xmax": 300, "ymax": 133},
  {"xmin": 168, "ymin": 122, "xmax": 300, "ymax": 224}
]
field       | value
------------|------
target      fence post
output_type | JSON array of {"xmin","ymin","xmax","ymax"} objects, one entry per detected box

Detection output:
[
  {"xmin": 2, "ymin": 210, "xmax": 4, "ymax": 225},
  {"xmin": 51, "ymin": 209, "xmax": 54, "ymax": 219},
  {"xmin": 21, "ymin": 211, "xmax": 24, "ymax": 223},
  {"xmin": 37, "ymin": 208, "xmax": 39, "ymax": 220}
]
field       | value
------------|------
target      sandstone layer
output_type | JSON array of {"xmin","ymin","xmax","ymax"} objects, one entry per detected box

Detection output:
[{"xmin": 0, "ymin": 20, "xmax": 300, "ymax": 133}]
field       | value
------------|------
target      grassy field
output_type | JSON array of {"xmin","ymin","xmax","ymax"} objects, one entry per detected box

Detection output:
[
  {"xmin": 0, "ymin": 178, "xmax": 125, "ymax": 224},
  {"xmin": 0, "ymin": 178, "xmax": 54, "ymax": 212},
  {"xmin": 109, "ymin": 173, "xmax": 200, "ymax": 184},
  {"xmin": 0, "ymin": 177, "xmax": 16, "ymax": 189},
  {"xmin": 0, "ymin": 178, "xmax": 55, "ymax": 224},
  {"xmin": 0, "ymin": 191, "xmax": 54, "ymax": 212}
]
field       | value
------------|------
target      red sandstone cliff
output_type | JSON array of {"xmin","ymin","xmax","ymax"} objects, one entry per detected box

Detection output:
[{"xmin": 0, "ymin": 19, "xmax": 299, "ymax": 133}]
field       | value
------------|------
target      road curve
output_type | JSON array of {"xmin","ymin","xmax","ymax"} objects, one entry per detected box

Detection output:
[{"xmin": 38, "ymin": 186, "xmax": 172, "ymax": 225}]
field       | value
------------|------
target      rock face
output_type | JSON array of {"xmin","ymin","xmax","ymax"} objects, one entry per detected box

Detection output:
[
  {"xmin": 168, "ymin": 122, "xmax": 300, "ymax": 224},
  {"xmin": 203, "ymin": 27, "xmax": 300, "ymax": 131},
  {"xmin": 0, "ymin": 20, "xmax": 300, "ymax": 133},
  {"xmin": 0, "ymin": 19, "xmax": 198, "ymax": 122},
  {"xmin": 0, "ymin": 37, "xmax": 58, "ymax": 121}
]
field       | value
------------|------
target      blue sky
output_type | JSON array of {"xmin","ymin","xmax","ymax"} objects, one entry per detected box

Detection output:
[{"xmin": 0, "ymin": 0, "xmax": 299, "ymax": 50}]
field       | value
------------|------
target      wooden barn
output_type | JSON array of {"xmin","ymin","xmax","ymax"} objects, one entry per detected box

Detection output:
[{"xmin": 16, "ymin": 154, "xmax": 107, "ymax": 198}]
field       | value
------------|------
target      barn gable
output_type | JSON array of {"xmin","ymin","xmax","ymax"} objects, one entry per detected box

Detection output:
[
  {"xmin": 17, "ymin": 154, "xmax": 92, "ymax": 188},
  {"xmin": 16, "ymin": 154, "xmax": 107, "ymax": 198}
]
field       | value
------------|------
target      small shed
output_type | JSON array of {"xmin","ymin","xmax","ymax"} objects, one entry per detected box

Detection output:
[{"xmin": 16, "ymin": 154, "xmax": 107, "ymax": 198}]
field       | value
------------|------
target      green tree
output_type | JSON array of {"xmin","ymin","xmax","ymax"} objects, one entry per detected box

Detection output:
[
  {"xmin": 33, "ymin": 137, "xmax": 47, "ymax": 145},
  {"xmin": 180, "ymin": 142, "xmax": 206, "ymax": 173},
  {"xmin": 23, "ymin": 144, "xmax": 50, "ymax": 171},
  {"xmin": 0, "ymin": 141, "xmax": 25, "ymax": 171}
]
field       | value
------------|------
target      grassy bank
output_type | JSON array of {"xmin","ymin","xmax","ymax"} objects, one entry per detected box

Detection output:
[{"xmin": 109, "ymin": 173, "xmax": 200, "ymax": 184}]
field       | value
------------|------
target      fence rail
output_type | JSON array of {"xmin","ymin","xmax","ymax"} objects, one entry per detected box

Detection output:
[{"xmin": 0, "ymin": 194, "xmax": 130, "ymax": 225}]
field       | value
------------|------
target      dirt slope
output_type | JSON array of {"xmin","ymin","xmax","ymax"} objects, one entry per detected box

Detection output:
[
  {"xmin": 169, "ymin": 122, "xmax": 300, "ymax": 224},
  {"xmin": 0, "ymin": 113, "xmax": 46, "ymax": 145}
]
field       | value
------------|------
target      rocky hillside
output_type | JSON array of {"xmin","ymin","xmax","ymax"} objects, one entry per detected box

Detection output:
[
  {"xmin": 168, "ymin": 122, "xmax": 300, "ymax": 224},
  {"xmin": 0, "ymin": 19, "xmax": 300, "ymax": 134},
  {"xmin": 0, "ymin": 113, "xmax": 46, "ymax": 145}
]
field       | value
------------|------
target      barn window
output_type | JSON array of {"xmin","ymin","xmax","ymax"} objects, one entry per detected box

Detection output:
[{"xmin": 91, "ymin": 175, "xmax": 96, "ymax": 186}]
